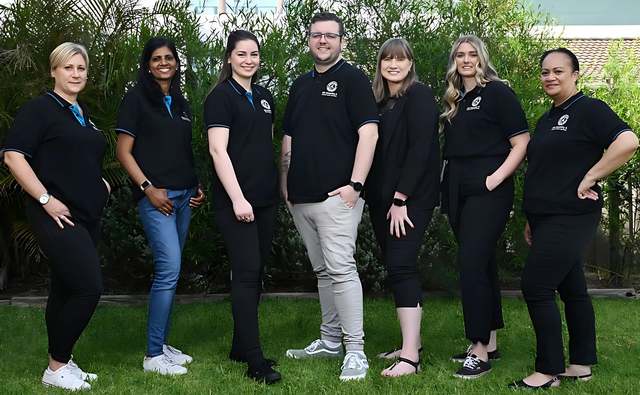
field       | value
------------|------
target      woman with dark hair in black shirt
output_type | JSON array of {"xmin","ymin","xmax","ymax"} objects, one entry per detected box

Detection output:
[
  {"xmin": 116, "ymin": 37, "xmax": 205, "ymax": 375},
  {"xmin": 204, "ymin": 30, "xmax": 281, "ymax": 384},
  {"xmin": 441, "ymin": 35, "xmax": 530, "ymax": 379},
  {"xmin": 368, "ymin": 38, "xmax": 440, "ymax": 377},
  {"xmin": 509, "ymin": 48, "xmax": 637, "ymax": 389},
  {"xmin": 5, "ymin": 42, "xmax": 108, "ymax": 391}
]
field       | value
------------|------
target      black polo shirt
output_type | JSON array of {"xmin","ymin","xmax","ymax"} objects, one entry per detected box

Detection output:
[
  {"xmin": 5, "ymin": 91, "xmax": 109, "ymax": 224},
  {"xmin": 523, "ymin": 92, "xmax": 632, "ymax": 215},
  {"xmin": 443, "ymin": 81, "xmax": 529, "ymax": 159},
  {"xmin": 203, "ymin": 78, "xmax": 279, "ymax": 210},
  {"xmin": 115, "ymin": 85, "xmax": 198, "ymax": 202},
  {"xmin": 282, "ymin": 59, "xmax": 379, "ymax": 203}
]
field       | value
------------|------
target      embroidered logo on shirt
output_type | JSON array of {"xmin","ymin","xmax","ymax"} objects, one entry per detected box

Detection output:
[
  {"xmin": 180, "ymin": 112, "xmax": 191, "ymax": 122},
  {"xmin": 89, "ymin": 120, "xmax": 100, "ymax": 132},
  {"xmin": 261, "ymin": 99, "xmax": 272, "ymax": 114},
  {"xmin": 322, "ymin": 81, "xmax": 338, "ymax": 97},
  {"xmin": 466, "ymin": 96, "xmax": 481, "ymax": 111},
  {"xmin": 552, "ymin": 114, "xmax": 569, "ymax": 131}
]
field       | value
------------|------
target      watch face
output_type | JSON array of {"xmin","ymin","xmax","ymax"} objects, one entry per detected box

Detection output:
[
  {"xmin": 351, "ymin": 182, "xmax": 363, "ymax": 192},
  {"xmin": 39, "ymin": 194, "xmax": 50, "ymax": 204}
]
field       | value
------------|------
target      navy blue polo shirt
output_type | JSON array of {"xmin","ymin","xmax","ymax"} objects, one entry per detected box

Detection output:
[
  {"xmin": 282, "ymin": 59, "xmax": 379, "ymax": 204},
  {"xmin": 203, "ymin": 78, "xmax": 279, "ymax": 210},
  {"xmin": 443, "ymin": 81, "xmax": 529, "ymax": 159},
  {"xmin": 115, "ymin": 85, "xmax": 198, "ymax": 202},
  {"xmin": 523, "ymin": 92, "xmax": 633, "ymax": 215},
  {"xmin": 5, "ymin": 91, "xmax": 109, "ymax": 224}
]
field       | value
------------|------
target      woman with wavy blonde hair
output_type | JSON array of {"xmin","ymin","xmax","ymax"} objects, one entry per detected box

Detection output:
[{"xmin": 440, "ymin": 34, "xmax": 530, "ymax": 379}]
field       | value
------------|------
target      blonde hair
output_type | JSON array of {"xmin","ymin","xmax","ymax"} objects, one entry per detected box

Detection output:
[
  {"xmin": 441, "ymin": 35, "xmax": 502, "ymax": 122},
  {"xmin": 50, "ymin": 42, "xmax": 89, "ymax": 71},
  {"xmin": 373, "ymin": 38, "xmax": 418, "ymax": 104}
]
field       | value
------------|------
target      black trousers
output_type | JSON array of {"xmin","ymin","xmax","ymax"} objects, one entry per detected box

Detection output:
[
  {"xmin": 521, "ymin": 211, "xmax": 600, "ymax": 375},
  {"xmin": 443, "ymin": 159, "xmax": 513, "ymax": 345},
  {"xmin": 215, "ymin": 203, "xmax": 278, "ymax": 369},
  {"xmin": 27, "ymin": 200, "xmax": 103, "ymax": 363},
  {"xmin": 369, "ymin": 204, "xmax": 432, "ymax": 308}
]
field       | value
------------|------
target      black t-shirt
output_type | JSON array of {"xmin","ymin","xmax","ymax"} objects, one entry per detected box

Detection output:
[
  {"xmin": 282, "ymin": 59, "xmax": 379, "ymax": 203},
  {"xmin": 5, "ymin": 91, "xmax": 109, "ymax": 224},
  {"xmin": 443, "ymin": 81, "xmax": 529, "ymax": 159},
  {"xmin": 203, "ymin": 78, "xmax": 279, "ymax": 210},
  {"xmin": 523, "ymin": 92, "xmax": 632, "ymax": 215},
  {"xmin": 115, "ymin": 85, "xmax": 198, "ymax": 201}
]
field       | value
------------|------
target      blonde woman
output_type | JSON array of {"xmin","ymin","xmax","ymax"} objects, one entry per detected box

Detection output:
[
  {"xmin": 440, "ymin": 35, "xmax": 529, "ymax": 378},
  {"xmin": 367, "ymin": 38, "xmax": 440, "ymax": 377},
  {"xmin": 5, "ymin": 42, "xmax": 109, "ymax": 390}
]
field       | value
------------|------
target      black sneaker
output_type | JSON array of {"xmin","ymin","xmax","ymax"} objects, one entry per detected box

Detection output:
[
  {"xmin": 453, "ymin": 354, "xmax": 492, "ymax": 379},
  {"xmin": 451, "ymin": 345, "xmax": 500, "ymax": 363}
]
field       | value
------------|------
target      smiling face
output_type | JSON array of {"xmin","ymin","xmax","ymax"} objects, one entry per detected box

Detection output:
[
  {"xmin": 308, "ymin": 20, "xmax": 344, "ymax": 69},
  {"xmin": 229, "ymin": 39, "xmax": 260, "ymax": 81},
  {"xmin": 541, "ymin": 51, "xmax": 579, "ymax": 103},
  {"xmin": 148, "ymin": 46, "xmax": 177, "ymax": 83},
  {"xmin": 455, "ymin": 42, "xmax": 479, "ymax": 79},
  {"xmin": 51, "ymin": 53, "xmax": 87, "ymax": 99},
  {"xmin": 380, "ymin": 52, "xmax": 413, "ymax": 88}
]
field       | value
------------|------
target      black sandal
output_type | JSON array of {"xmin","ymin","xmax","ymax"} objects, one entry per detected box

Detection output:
[
  {"xmin": 379, "ymin": 347, "xmax": 424, "ymax": 359},
  {"xmin": 559, "ymin": 373, "xmax": 591, "ymax": 381},
  {"xmin": 385, "ymin": 357, "xmax": 421, "ymax": 375}
]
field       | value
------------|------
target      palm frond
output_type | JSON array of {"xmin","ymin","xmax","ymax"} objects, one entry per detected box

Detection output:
[{"xmin": 11, "ymin": 219, "xmax": 42, "ymax": 261}]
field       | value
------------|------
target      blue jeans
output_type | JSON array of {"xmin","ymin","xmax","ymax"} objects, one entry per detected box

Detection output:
[{"xmin": 138, "ymin": 186, "xmax": 197, "ymax": 357}]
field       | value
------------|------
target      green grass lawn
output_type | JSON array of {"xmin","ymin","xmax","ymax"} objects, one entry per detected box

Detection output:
[{"xmin": 1, "ymin": 297, "xmax": 639, "ymax": 394}]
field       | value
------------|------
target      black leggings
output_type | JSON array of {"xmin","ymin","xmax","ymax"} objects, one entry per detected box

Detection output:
[
  {"xmin": 521, "ymin": 211, "xmax": 600, "ymax": 375},
  {"xmin": 27, "ymin": 200, "xmax": 103, "ymax": 363},
  {"xmin": 215, "ymin": 203, "xmax": 278, "ymax": 369},
  {"xmin": 449, "ymin": 188, "xmax": 512, "ymax": 345},
  {"xmin": 369, "ymin": 205, "xmax": 432, "ymax": 308}
]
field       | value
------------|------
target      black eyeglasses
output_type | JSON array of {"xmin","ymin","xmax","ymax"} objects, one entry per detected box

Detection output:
[{"xmin": 308, "ymin": 32, "xmax": 342, "ymax": 40}]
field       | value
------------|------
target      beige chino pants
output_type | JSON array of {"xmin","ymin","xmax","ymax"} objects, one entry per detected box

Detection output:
[{"xmin": 290, "ymin": 194, "xmax": 365, "ymax": 352}]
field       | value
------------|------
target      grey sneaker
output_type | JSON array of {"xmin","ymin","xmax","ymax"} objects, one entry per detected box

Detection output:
[
  {"xmin": 286, "ymin": 339, "xmax": 344, "ymax": 358},
  {"xmin": 339, "ymin": 351, "xmax": 368, "ymax": 381}
]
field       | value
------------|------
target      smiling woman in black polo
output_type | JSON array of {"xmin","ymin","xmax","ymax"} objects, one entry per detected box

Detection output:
[
  {"xmin": 5, "ymin": 42, "xmax": 108, "ymax": 391},
  {"xmin": 441, "ymin": 35, "xmax": 530, "ymax": 379},
  {"xmin": 509, "ymin": 48, "xmax": 638, "ymax": 389},
  {"xmin": 116, "ymin": 37, "xmax": 205, "ymax": 376},
  {"xmin": 204, "ymin": 30, "xmax": 280, "ymax": 385}
]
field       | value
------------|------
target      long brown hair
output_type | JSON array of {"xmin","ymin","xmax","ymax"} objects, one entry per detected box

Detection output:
[
  {"xmin": 373, "ymin": 38, "xmax": 418, "ymax": 104},
  {"xmin": 441, "ymin": 35, "xmax": 502, "ymax": 122}
]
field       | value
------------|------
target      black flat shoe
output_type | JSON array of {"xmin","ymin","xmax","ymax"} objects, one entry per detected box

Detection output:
[
  {"xmin": 248, "ymin": 363, "xmax": 281, "ymax": 384},
  {"xmin": 559, "ymin": 373, "xmax": 591, "ymax": 381},
  {"xmin": 508, "ymin": 376, "xmax": 559, "ymax": 389}
]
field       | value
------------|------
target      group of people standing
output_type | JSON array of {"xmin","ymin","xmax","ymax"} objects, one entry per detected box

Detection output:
[{"xmin": 4, "ymin": 10, "xmax": 637, "ymax": 391}]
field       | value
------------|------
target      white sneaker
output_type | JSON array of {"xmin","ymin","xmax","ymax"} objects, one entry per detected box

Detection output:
[
  {"xmin": 339, "ymin": 351, "xmax": 369, "ymax": 381},
  {"xmin": 42, "ymin": 365, "xmax": 91, "ymax": 390},
  {"xmin": 163, "ymin": 344, "xmax": 193, "ymax": 366},
  {"xmin": 143, "ymin": 354, "xmax": 188, "ymax": 375},
  {"xmin": 68, "ymin": 356, "xmax": 98, "ymax": 381}
]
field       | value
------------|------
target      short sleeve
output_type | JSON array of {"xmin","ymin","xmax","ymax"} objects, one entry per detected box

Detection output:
[
  {"xmin": 491, "ymin": 82, "xmax": 529, "ymax": 139},
  {"xmin": 584, "ymin": 99, "xmax": 633, "ymax": 149},
  {"xmin": 115, "ymin": 90, "xmax": 141, "ymax": 138},
  {"xmin": 5, "ymin": 99, "xmax": 45, "ymax": 158},
  {"xmin": 282, "ymin": 80, "xmax": 299, "ymax": 137},
  {"xmin": 347, "ymin": 69, "xmax": 379, "ymax": 131},
  {"xmin": 203, "ymin": 88, "xmax": 233, "ymax": 130}
]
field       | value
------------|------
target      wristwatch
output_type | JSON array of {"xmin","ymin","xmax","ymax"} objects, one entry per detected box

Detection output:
[
  {"xmin": 140, "ymin": 180, "xmax": 152, "ymax": 192},
  {"xmin": 393, "ymin": 198, "xmax": 406, "ymax": 207},
  {"xmin": 39, "ymin": 193, "xmax": 51, "ymax": 205},
  {"xmin": 349, "ymin": 181, "xmax": 363, "ymax": 192}
]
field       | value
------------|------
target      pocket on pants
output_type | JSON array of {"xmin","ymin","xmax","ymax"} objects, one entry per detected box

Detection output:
[{"xmin": 335, "ymin": 194, "xmax": 353, "ymax": 210}]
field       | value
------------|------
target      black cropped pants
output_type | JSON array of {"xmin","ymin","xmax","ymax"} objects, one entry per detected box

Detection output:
[
  {"xmin": 521, "ymin": 211, "xmax": 600, "ymax": 375},
  {"xmin": 215, "ymin": 203, "xmax": 278, "ymax": 370},
  {"xmin": 369, "ymin": 204, "xmax": 433, "ymax": 308},
  {"xmin": 27, "ymin": 200, "xmax": 103, "ymax": 363}
]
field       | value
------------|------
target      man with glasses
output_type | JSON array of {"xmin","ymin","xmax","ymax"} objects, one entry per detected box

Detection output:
[{"xmin": 280, "ymin": 12, "xmax": 379, "ymax": 381}]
